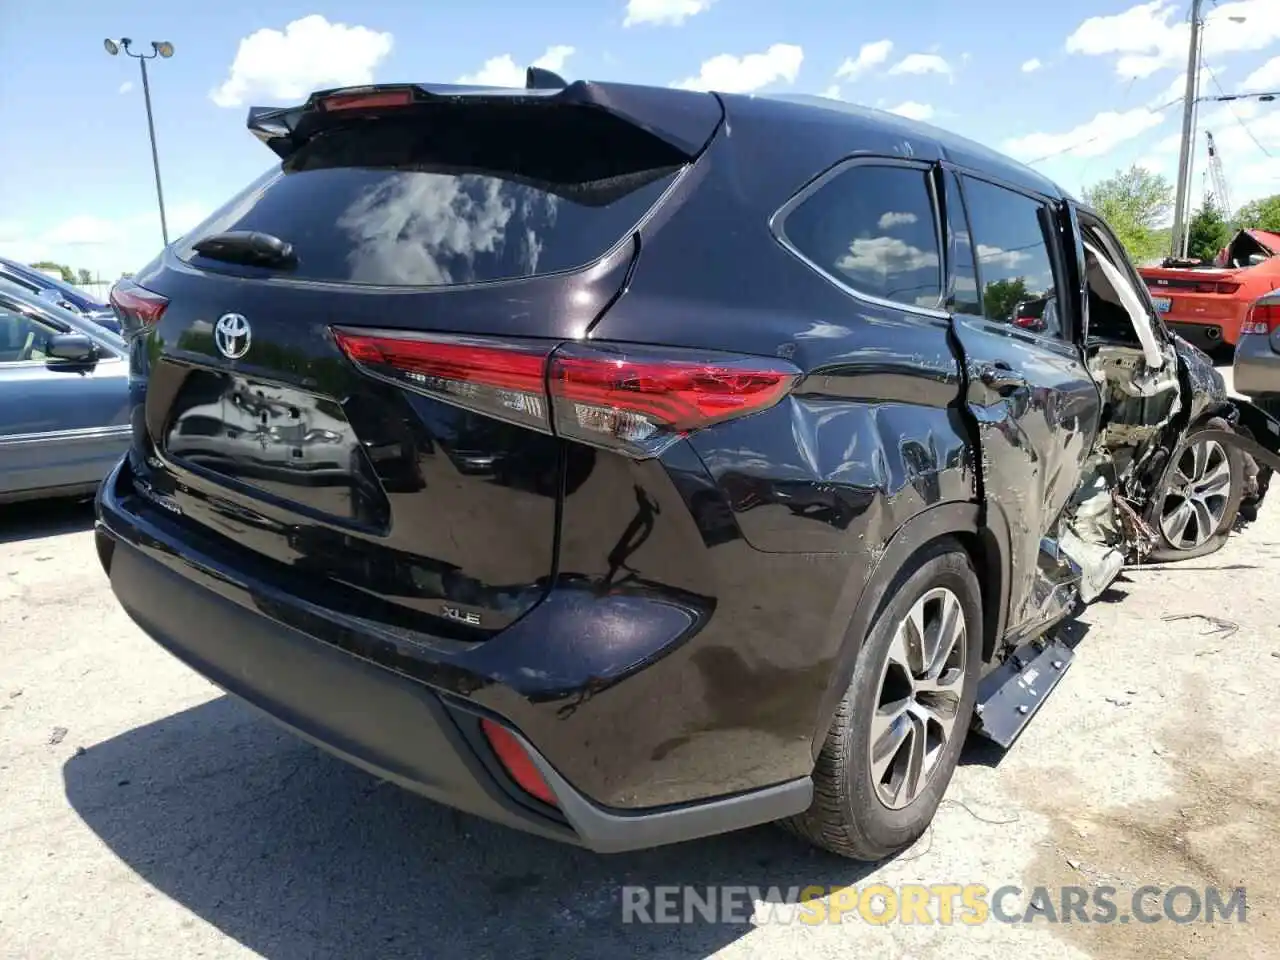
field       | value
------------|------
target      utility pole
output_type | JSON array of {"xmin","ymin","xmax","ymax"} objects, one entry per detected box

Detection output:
[{"xmin": 1170, "ymin": 0, "xmax": 1205, "ymax": 261}]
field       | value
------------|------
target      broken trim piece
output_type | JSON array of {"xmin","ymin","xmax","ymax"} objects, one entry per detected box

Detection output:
[{"xmin": 1083, "ymin": 239, "xmax": 1164, "ymax": 370}]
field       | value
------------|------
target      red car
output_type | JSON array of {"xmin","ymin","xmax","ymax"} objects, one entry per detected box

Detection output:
[{"xmin": 1139, "ymin": 229, "xmax": 1280, "ymax": 351}]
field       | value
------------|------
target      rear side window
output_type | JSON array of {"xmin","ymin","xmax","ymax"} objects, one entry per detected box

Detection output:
[
  {"xmin": 960, "ymin": 176, "xmax": 1064, "ymax": 339},
  {"xmin": 778, "ymin": 164, "xmax": 943, "ymax": 309},
  {"xmin": 176, "ymin": 107, "xmax": 684, "ymax": 287}
]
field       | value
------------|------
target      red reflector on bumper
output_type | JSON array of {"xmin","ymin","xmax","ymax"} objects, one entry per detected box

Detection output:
[{"xmin": 480, "ymin": 718, "xmax": 558, "ymax": 807}]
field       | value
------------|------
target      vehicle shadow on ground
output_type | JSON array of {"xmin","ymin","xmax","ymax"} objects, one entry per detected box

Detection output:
[
  {"xmin": 0, "ymin": 497, "xmax": 95, "ymax": 545},
  {"xmin": 64, "ymin": 696, "xmax": 885, "ymax": 960}
]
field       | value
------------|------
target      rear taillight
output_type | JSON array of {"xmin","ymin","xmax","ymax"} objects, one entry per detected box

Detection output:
[
  {"xmin": 1194, "ymin": 281, "xmax": 1240, "ymax": 295},
  {"xmin": 332, "ymin": 329, "xmax": 551, "ymax": 432},
  {"xmin": 333, "ymin": 329, "xmax": 800, "ymax": 458},
  {"xmin": 549, "ymin": 343, "xmax": 800, "ymax": 457},
  {"xmin": 109, "ymin": 279, "xmax": 168, "ymax": 330},
  {"xmin": 1241, "ymin": 299, "xmax": 1280, "ymax": 336},
  {"xmin": 480, "ymin": 718, "xmax": 558, "ymax": 807}
]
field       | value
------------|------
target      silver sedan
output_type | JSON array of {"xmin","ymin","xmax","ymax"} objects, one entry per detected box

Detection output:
[
  {"xmin": 1234, "ymin": 288, "xmax": 1280, "ymax": 418},
  {"xmin": 0, "ymin": 278, "xmax": 130, "ymax": 504}
]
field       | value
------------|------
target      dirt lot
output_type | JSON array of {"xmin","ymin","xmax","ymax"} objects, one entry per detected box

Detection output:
[{"xmin": 3, "ymin": 385, "xmax": 1278, "ymax": 959}]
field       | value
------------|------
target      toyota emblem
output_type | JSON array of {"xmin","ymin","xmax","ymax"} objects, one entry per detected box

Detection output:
[{"xmin": 214, "ymin": 313, "xmax": 251, "ymax": 360}]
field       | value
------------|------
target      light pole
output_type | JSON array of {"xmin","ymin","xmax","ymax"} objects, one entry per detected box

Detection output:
[{"xmin": 105, "ymin": 38, "xmax": 175, "ymax": 246}]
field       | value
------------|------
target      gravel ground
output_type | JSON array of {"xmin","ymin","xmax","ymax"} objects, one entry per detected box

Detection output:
[{"xmin": 3, "ymin": 376, "xmax": 1278, "ymax": 960}]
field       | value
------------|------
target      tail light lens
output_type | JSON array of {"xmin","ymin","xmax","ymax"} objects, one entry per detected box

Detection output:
[
  {"xmin": 549, "ymin": 343, "xmax": 801, "ymax": 457},
  {"xmin": 332, "ymin": 329, "xmax": 552, "ymax": 432},
  {"xmin": 480, "ymin": 718, "xmax": 558, "ymax": 807},
  {"xmin": 333, "ymin": 328, "xmax": 801, "ymax": 458},
  {"xmin": 1193, "ymin": 281, "xmax": 1240, "ymax": 295},
  {"xmin": 109, "ymin": 278, "xmax": 169, "ymax": 331},
  {"xmin": 1241, "ymin": 299, "xmax": 1280, "ymax": 336}
]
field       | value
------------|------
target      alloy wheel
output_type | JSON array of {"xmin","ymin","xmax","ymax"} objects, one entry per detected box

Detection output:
[
  {"xmin": 868, "ymin": 587, "xmax": 967, "ymax": 810},
  {"xmin": 1159, "ymin": 439, "xmax": 1232, "ymax": 550}
]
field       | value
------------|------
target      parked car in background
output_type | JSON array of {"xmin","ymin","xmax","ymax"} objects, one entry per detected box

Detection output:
[
  {"xmin": 1234, "ymin": 288, "xmax": 1280, "ymax": 419},
  {"xmin": 0, "ymin": 256, "xmax": 120, "ymax": 334},
  {"xmin": 0, "ymin": 278, "xmax": 130, "ymax": 504},
  {"xmin": 93, "ymin": 76, "xmax": 1280, "ymax": 863},
  {"xmin": 1137, "ymin": 229, "xmax": 1280, "ymax": 352}
]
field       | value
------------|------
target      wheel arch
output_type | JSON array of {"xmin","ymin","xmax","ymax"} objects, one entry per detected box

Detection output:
[{"xmin": 808, "ymin": 500, "xmax": 1011, "ymax": 760}]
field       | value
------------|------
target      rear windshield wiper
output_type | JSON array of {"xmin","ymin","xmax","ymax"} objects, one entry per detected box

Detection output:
[{"xmin": 192, "ymin": 230, "xmax": 297, "ymax": 269}]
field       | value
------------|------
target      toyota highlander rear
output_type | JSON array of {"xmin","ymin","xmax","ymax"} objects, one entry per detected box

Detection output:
[{"xmin": 94, "ymin": 80, "xmax": 830, "ymax": 850}]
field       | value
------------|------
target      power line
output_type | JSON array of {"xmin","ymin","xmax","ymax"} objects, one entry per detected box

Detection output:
[
  {"xmin": 1024, "ymin": 97, "xmax": 1184, "ymax": 166},
  {"xmin": 1203, "ymin": 62, "xmax": 1274, "ymax": 158}
]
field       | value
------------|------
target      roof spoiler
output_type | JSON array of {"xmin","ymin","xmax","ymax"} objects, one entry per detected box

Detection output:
[
  {"xmin": 525, "ymin": 66, "xmax": 567, "ymax": 90},
  {"xmin": 246, "ymin": 79, "xmax": 722, "ymax": 161}
]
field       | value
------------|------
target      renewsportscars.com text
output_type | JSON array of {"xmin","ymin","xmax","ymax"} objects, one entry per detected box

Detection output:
[{"xmin": 620, "ymin": 884, "xmax": 1248, "ymax": 926}]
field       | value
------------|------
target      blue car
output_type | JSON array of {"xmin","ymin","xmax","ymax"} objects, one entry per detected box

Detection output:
[
  {"xmin": 0, "ymin": 277, "xmax": 130, "ymax": 503},
  {"xmin": 0, "ymin": 256, "xmax": 121, "ymax": 334}
]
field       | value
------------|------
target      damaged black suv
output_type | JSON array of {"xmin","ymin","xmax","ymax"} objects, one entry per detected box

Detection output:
[{"xmin": 95, "ymin": 75, "xmax": 1280, "ymax": 861}]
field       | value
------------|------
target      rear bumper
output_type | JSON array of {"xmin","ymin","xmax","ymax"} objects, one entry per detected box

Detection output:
[
  {"xmin": 94, "ymin": 458, "xmax": 810, "ymax": 853},
  {"xmin": 1233, "ymin": 331, "xmax": 1280, "ymax": 400},
  {"xmin": 1166, "ymin": 319, "xmax": 1230, "ymax": 350}
]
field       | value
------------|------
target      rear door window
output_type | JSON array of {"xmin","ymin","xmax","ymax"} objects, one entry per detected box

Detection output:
[
  {"xmin": 960, "ymin": 176, "xmax": 1065, "ymax": 339},
  {"xmin": 176, "ymin": 108, "xmax": 684, "ymax": 287},
  {"xmin": 777, "ymin": 163, "xmax": 943, "ymax": 309}
]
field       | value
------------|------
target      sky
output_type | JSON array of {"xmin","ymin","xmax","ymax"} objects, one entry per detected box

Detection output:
[{"xmin": 1, "ymin": 0, "xmax": 1279, "ymax": 279}]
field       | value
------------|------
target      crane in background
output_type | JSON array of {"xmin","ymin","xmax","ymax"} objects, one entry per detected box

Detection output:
[{"xmin": 1205, "ymin": 130, "xmax": 1232, "ymax": 222}]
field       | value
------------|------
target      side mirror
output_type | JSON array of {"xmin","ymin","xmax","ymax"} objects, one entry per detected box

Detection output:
[{"xmin": 47, "ymin": 333, "xmax": 98, "ymax": 363}]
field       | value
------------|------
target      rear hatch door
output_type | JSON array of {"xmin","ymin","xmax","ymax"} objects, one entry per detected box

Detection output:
[{"xmin": 120, "ymin": 83, "xmax": 718, "ymax": 639}]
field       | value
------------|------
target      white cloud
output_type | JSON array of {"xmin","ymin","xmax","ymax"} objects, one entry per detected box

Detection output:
[
  {"xmin": 976, "ymin": 244, "xmax": 1031, "ymax": 270},
  {"xmin": 673, "ymin": 43, "xmax": 803, "ymax": 93},
  {"xmin": 117, "ymin": 81, "xmax": 133, "ymax": 95},
  {"xmin": 457, "ymin": 46, "xmax": 575, "ymax": 87},
  {"xmin": 0, "ymin": 202, "xmax": 215, "ymax": 279},
  {"xmin": 1241, "ymin": 56, "xmax": 1280, "ymax": 92},
  {"xmin": 1067, "ymin": 0, "xmax": 1280, "ymax": 79},
  {"xmin": 1021, "ymin": 58, "xmax": 1042, "ymax": 74},
  {"xmin": 878, "ymin": 211, "xmax": 918, "ymax": 229},
  {"xmin": 822, "ymin": 84, "xmax": 842, "ymax": 100},
  {"xmin": 623, "ymin": 0, "xmax": 715, "ymax": 27},
  {"xmin": 210, "ymin": 15, "xmax": 393, "ymax": 108},
  {"xmin": 834, "ymin": 40, "xmax": 893, "ymax": 82},
  {"xmin": 1003, "ymin": 107, "xmax": 1169, "ymax": 162},
  {"xmin": 887, "ymin": 53, "xmax": 952, "ymax": 77},
  {"xmin": 887, "ymin": 101, "xmax": 934, "ymax": 121},
  {"xmin": 1200, "ymin": 104, "xmax": 1280, "ymax": 204}
]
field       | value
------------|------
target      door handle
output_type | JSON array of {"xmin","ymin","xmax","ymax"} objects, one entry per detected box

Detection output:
[{"xmin": 979, "ymin": 364, "xmax": 1028, "ymax": 395}]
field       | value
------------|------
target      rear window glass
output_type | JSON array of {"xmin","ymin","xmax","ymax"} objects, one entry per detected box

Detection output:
[{"xmin": 177, "ymin": 108, "xmax": 684, "ymax": 287}]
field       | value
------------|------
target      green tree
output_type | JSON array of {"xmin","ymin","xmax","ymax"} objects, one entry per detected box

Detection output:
[
  {"xmin": 76, "ymin": 268, "xmax": 93, "ymax": 285},
  {"xmin": 29, "ymin": 261, "xmax": 74, "ymax": 282},
  {"xmin": 1186, "ymin": 198, "xmax": 1232, "ymax": 262},
  {"xmin": 982, "ymin": 277, "xmax": 1029, "ymax": 322},
  {"xmin": 1082, "ymin": 165, "xmax": 1174, "ymax": 264},
  {"xmin": 1234, "ymin": 194, "xmax": 1280, "ymax": 232}
]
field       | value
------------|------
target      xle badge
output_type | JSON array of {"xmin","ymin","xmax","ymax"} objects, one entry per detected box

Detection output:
[{"xmin": 441, "ymin": 605, "xmax": 481, "ymax": 626}]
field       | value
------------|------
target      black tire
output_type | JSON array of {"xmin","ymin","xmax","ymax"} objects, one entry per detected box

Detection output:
[
  {"xmin": 1147, "ymin": 416, "xmax": 1245, "ymax": 563},
  {"xmin": 781, "ymin": 538, "xmax": 982, "ymax": 861}
]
